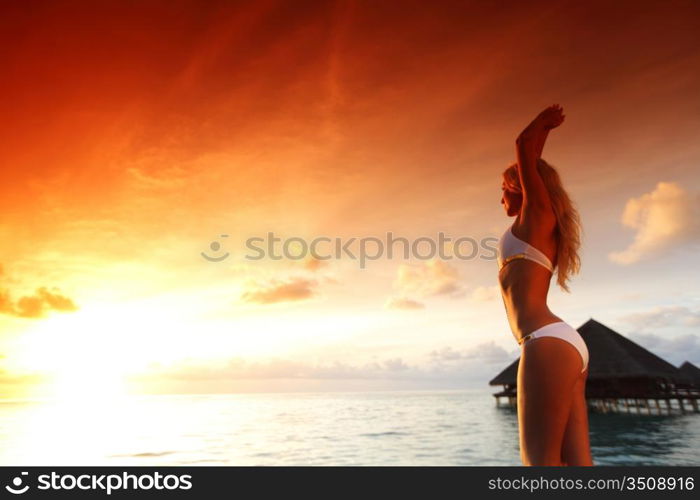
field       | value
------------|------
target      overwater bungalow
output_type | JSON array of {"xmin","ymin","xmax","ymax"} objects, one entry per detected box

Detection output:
[
  {"xmin": 489, "ymin": 318, "xmax": 700, "ymax": 415},
  {"xmin": 677, "ymin": 361, "xmax": 700, "ymax": 394}
]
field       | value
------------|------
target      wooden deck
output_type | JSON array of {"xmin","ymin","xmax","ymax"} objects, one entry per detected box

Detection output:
[{"xmin": 493, "ymin": 386, "xmax": 700, "ymax": 415}]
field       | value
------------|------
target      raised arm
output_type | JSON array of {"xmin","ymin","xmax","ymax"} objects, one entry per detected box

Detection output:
[{"xmin": 514, "ymin": 104, "xmax": 565, "ymax": 222}]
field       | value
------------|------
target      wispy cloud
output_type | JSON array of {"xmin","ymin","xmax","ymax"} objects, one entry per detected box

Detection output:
[
  {"xmin": 138, "ymin": 342, "xmax": 514, "ymax": 384},
  {"xmin": 384, "ymin": 297, "xmax": 425, "ymax": 310},
  {"xmin": 303, "ymin": 256, "xmax": 329, "ymax": 272},
  {"xmin": 384, "ymin": 259, "xmax": 464, "ymax": 311},
  {"xmin": 470, "ymin": 285, "xmax": 500, "ymax": 302},
  {"xmin": 240, "ymin": 277, "xmax": 318, "ymax": 304},
  {"xmin": 625, "ymin": 331, "xmax": 700, "ymax": 366},
  {"xmin": 429, "ymin": 341, "xmax": 512, "ymax": 364},
  {"xmin": 616, "ymin": 305, "xmax": 700, "ymax": 364},
  {"xmin": 142, "ymin": 357, "xmax": 422, "ymax": 381},
  {"xmin": 395, "ymin": 259, "xmax": 462, "ymax": 297},
  {"xmin": 619, "ymin": 305, "xmax": 700, "ymax": 331}
]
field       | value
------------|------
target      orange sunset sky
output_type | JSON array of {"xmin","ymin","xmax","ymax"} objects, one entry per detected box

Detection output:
[{"xmin": 1, "ymin": 0, "xmax": 700, "ymax": 398}]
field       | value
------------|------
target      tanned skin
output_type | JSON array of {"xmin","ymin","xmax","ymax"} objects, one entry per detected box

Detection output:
[{"xmin": 499, "ymin": 104, "xmax": 593, "ymax": 466}]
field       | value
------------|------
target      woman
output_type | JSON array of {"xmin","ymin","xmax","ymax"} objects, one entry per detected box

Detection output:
[{"xmin": 498, "ymin": 104, "xmax": 593, "ymax": 466}]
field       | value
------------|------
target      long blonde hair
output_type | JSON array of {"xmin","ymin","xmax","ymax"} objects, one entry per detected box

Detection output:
[{"xmin": 502, "ymin": 158, "xmax": 582, "ymax": 292}]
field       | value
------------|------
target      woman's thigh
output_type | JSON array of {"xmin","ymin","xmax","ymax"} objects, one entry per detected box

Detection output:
[
  {"xmin": 517, "ymin": 336, "xmax": 582, "ymax": 465},
  {"xmin": 561, "ymin": 369, "xmax": 593, "ymax": 465}
]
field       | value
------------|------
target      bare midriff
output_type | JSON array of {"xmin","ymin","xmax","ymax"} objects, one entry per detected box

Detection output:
[{"xmin": 498, "ymin": 257, "xmax": 563, "ymax": 342}]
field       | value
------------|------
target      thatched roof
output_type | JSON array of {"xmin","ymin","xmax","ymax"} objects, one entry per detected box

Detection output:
[
  {"xmin": 489, "ymin": 358, "xmax": 518, "ymax": 386},
  {"xmin": 489, "ymin": 318, "xmax": 684, "ymax": 386},
  {"xmin": 678, "ymin": 361, "xmax": 700, "ymax": 384}
]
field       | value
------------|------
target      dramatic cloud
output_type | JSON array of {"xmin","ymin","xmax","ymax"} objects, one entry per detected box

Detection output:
[
  {"xmin": 0, "ymin": 286, "xmax": 78, "ymax": 319},
  {"xmin": 609, "ymin": 182, "xmax": 700, "ymax": 264},
  {"xmin": 384, "ymin": 297, "xmax": 425, "ymax": 310},
  {"xmin": 240, "ymin": 277, "xmax": 318, "ymax": 304},
  {"xmin": 2, "ymin": 1, "xmax": 700, "ymax": 397}
]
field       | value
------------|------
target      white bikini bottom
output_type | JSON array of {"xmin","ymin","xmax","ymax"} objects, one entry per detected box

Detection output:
[{"xmin": 518, "ymin": 321, "xmax": 589, "ymax": 373}]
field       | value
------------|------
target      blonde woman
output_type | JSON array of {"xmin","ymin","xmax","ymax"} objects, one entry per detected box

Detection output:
[{"xmin": 498, "ymin": 104, "xmax": 593, "ymax": 466}]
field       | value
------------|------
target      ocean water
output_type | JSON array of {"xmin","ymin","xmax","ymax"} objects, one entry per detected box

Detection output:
[{"xmin": 0, "ymin": 386, "xmax": 698, "ymax": 466}]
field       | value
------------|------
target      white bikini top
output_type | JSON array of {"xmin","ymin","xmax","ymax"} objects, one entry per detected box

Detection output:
[{"xmin": 497, "ymin": 224, "xmax": 554, "ymax": 273}]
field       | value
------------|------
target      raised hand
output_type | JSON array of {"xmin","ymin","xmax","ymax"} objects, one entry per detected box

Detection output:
[
  {"xmin": 533, "ymin": 104, "xmax": 565, "ymax": 130},
  {"xmin": 516, "ymin": 104, "xmax": 565, "ymax": 166}
]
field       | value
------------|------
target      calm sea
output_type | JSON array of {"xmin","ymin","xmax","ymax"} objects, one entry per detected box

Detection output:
[{"xmin": 1, "ymin": 386, "xmax": 698, "ymax": 466}]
